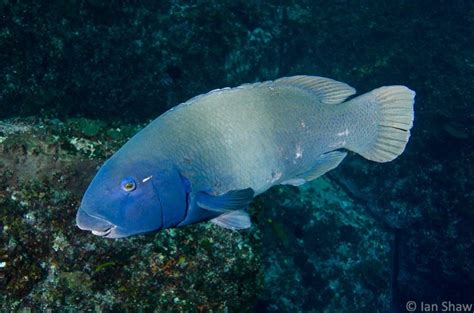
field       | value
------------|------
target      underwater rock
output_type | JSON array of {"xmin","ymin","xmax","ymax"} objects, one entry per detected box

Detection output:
[
  {"xmin": 1, "ymin": 1, "xmax": 472, "ymax": 130},
  {"xmin": 1, "ymin": 0, "xmax": 473, "ymax": 310},
  {"xmin": 5, "ymin": 114, "xmax": 470, "ymax": 311},
  {"xmin": 0, "ymin": 118, "xmax": 262, "ymax": 312},
  {"xmin": 335, "ymin": 146, "xmax": 474, "ymax": 306},
  {"xmin": 253, "ymin": 177, "xmax": 392, "ymax": 312}
]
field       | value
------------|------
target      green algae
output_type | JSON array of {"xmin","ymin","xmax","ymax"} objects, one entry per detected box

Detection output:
[
  {"xmin": 66, "ymin": 118, "xmax": 107, "ymax": 138},
  {"xmin": 59, "ymin": 271, "xmax": 93, "ymax": 293}
]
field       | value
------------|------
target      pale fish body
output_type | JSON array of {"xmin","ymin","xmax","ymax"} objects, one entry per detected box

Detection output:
[{"xmin": 76, "ymin": 76, "xmax": 415, "ymax": 238}]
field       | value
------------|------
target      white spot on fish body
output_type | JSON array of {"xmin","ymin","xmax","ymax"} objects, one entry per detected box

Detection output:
[
  {"xmin": 300, "ymin": 121, "xmax": 306, "ymax": 128},
  {"xmin": 337, "ymin": 128, "xmax": 350, "ymax": 137},
  {"xmin": 142, "ymin": 175, "xmax": 153, "ymax": 183},
  {"xmin": 295, "ymin": 145, "xmax": 303, "ymax": 159},
  {"xmin": 293, "ymin": 144, "xmax": 304, "ymax": 164}
]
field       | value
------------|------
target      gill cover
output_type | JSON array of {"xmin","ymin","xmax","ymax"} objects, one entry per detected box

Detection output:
[{"xmin": 154, "ymin": 167, "xmax": 188, "ymax": 228}]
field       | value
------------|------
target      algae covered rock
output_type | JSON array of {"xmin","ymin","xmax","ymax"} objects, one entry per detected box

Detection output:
[
  {"xmin": 0, "ymin": 118, "xmax": 262, "ymax": 312},
  {"xmin": 1, "ymin": 0, "xmax": 473, "ymax": 311},
  {"xmin": 252, "ymin": 177, "xmax": 392, "ymax": 312}
]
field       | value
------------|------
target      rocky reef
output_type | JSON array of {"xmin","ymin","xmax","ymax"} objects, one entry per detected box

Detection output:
[
  {"xmin": 0, "ymin": 118, "xmax": 262, "ymax": 311},
  {"xmin": 1, "ymin": 0, "xmax": 473, "ymax": 311}
]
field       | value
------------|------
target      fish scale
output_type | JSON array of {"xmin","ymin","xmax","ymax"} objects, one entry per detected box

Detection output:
[{"xmin": 149, "ymin": 83, "xmax": 349, "ymax": 195}]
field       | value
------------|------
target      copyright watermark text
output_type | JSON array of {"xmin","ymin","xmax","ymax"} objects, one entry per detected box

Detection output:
[{"xmin": 406, "ymin": 301, "xmax": 473, "ymax": 312}]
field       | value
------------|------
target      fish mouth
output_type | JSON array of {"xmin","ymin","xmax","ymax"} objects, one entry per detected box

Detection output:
[
  {"xmin": 76, "ymin": 208, "xmax": 116, "ymax": 237},
  {"xmin": 91, "ymin": 226, "xmax": 116, "ymax": 237}
]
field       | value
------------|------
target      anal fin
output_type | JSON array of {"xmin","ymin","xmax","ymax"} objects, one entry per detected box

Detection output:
[
  {"xmin": 301, "ymin": 150, "xmax": 347, "ymax": 181},
  {"xmin": 211, "ymin": 210, "xmax": 251, "ymax": 230},
  {"xmin": 281, "ymin": 150, "xmax": 347, "ymax": 186},
  {"xmin": 281, "ymin": 178, "xmax": 306, "ymax": 186}
]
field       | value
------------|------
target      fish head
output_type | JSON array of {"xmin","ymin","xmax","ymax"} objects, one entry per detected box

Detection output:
[{"xmin": 76, "ymin": 156, "xmax": 188, "ymax": 238}]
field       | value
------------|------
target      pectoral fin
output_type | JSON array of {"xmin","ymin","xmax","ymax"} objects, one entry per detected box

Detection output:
[
  {"xmin": 211, "ymin": 210, "xmax": 251, "ymax": 230},
  {"xmin": 196, "ymin": 188, "xmax": 255, "ymax": 212}
]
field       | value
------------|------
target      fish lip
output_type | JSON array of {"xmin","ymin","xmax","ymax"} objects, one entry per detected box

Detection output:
[
  {"xmin": 76, "ymin": 208, "xmax": 116, "ymax": 233},
  {"xmin": 91, "ymin": 225, "xmax": 116, "ymax": 237}
]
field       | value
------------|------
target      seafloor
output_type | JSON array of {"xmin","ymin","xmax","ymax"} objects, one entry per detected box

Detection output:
[{"xmin": 1, "ymin": 1, "xmax": 473, "ymax": 312}]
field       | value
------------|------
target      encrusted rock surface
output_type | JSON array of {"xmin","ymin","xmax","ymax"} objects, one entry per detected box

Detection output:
[{"xmin": 0, "ymin": 119, "xmax": 262, "ymax": 312}]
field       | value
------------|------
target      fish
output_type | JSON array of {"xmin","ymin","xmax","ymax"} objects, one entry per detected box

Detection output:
[{"xmin": 76, "ymin": 75, "xmax": 415, "ymax": 238}]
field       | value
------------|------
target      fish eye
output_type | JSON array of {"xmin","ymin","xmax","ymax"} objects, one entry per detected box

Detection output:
[{"xmin": 121, "ymin": 177, "xmax": 137, "ymax": 192}]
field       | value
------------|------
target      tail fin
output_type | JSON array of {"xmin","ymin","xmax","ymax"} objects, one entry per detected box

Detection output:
[{"xmin": 348, "ymin": 86, "xmax": 415, "ymax": 163}]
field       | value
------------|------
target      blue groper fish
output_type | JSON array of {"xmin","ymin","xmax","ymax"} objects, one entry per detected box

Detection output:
[{"xmin": 76, "ymin": 76, "xmax": 415, "ymax": 238}]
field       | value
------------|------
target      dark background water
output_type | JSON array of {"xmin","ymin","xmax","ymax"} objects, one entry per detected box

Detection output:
[{"xmin": 1, "ymin": 1, "xmax": 473, "ymax": 312}]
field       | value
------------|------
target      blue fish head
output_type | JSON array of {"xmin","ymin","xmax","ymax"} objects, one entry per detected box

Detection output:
[{"xmin": 76, "ymin": 156, "xmax": 188, "ymax": 238}]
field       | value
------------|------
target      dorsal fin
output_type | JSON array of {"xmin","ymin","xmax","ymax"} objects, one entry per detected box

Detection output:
[
  {"xmin": 273, "ymin": 75, "xmax": 356, "ymax": 104},
  {"xmin": 161, "ymin": 76, "xmax": 355, "ymax": 120}
]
